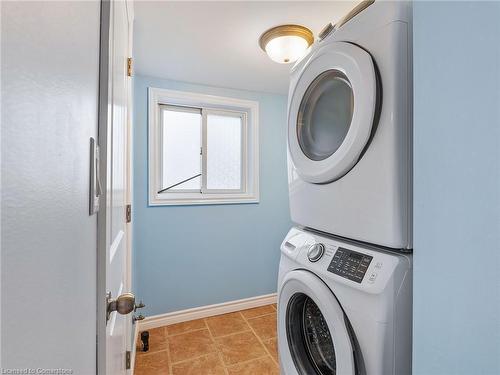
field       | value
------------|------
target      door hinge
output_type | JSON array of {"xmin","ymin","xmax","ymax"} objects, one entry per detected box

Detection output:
[
  {"xmin": 126, "ymin": 204, "xmax": 132, "ymax": 223},
  {"xmin": 125, "ymin": 350, "xmax": 131, "ymax": 370},
  {"xmin": 127, "ymin": 57, "xmax": 133, "ymax": 77}
]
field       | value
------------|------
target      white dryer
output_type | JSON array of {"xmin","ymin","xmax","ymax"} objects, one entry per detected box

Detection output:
[
  {"xmin": 287, "ymin": 1, "xmax": 412, "ymax": 249},
  {"xmin": 278, "ymin": 227, "xmax": 412, "ymax": 375}
]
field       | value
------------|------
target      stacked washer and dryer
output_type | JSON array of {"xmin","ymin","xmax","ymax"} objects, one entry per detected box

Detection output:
[{"xmin": 278, "ymin": 1, "xmax": 413, "ymax": 375}]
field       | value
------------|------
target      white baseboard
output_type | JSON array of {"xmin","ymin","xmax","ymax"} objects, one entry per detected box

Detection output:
[{"xmin": 137, "ymin": 293, "xmax": 277, "ymax": 331}]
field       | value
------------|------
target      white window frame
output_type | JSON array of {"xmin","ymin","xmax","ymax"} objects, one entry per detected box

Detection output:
[{"xmin": 148, "ymin": 87, "xmax": 259, "ymax": 206}]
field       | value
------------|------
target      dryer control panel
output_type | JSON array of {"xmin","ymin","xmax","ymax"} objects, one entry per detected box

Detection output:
[{"xmin": 327, "ymin": 248, "xmax": 373, "ymax": 283}]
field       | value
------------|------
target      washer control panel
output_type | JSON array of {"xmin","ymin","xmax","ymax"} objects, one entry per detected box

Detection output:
[{"xmin": 327, "ymin": 248, "xmax": 373, "ymax": 283}]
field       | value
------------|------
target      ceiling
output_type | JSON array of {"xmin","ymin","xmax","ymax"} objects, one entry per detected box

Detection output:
[{"xmin": 134, "ymin": 1, "xmax": 358, "ymax": 95}]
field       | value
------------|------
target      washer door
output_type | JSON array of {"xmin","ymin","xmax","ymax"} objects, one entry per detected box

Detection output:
[
  {"xmin": 288, "ymin": 42, "xmax": 376, "ymax": 183},
  {"xmin": 279, "ymin": 270, "xmax": 356, "ymax": 375}
]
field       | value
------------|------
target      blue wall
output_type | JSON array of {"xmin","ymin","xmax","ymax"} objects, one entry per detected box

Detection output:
[
  {"xmin": 133, "ymin": 75, "xmax": 291, "ymax": 316},
  {"xmin": 413, "ymin": 2, "xmax": 500, "ymax": 374}
]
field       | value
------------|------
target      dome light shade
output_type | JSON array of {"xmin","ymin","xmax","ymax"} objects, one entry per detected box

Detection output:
[{"xmin": 259, "ymin": 25, "xmax": 314, "ymax": 64}]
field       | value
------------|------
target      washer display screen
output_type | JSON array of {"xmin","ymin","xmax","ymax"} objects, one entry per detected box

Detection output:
[{"xmin": 327, "ymin": 248, "xmax": 372, "ymax": 283}]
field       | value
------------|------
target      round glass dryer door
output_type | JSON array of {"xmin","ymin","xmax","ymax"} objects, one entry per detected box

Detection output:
[
  {"xmin": 297, "ymin": 70, "xmax": 354, "ymax": 162},
  {"xmin": 288, "ymin": 41, "xmax": 377, "ymax": 183},
  {"xmin": 278, "ymin": 270, "xmax": 357, "ymax": 375}
]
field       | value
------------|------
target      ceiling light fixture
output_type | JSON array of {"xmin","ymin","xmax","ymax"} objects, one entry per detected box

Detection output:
[{"xmin": 259, "ymin": 24, "xmax": 314, "ymax": 64}]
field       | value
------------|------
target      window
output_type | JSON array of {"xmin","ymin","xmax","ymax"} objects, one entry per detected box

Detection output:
[{"xmin": 149, "ymin": 88, "xmax": 259, "ymax": 205}]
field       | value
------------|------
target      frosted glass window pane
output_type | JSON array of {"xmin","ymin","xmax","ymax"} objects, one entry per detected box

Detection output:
[
  {"xmin": 206, "ymin": 114, "xmax": 242, "ymax": 190},
  {"xmin": 162, "ymin": 108, "xmax": 201, "ymax": 190}
]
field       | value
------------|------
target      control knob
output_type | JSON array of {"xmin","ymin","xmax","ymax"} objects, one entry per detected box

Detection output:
[{"xmin": 307, "ymin": 243, "xmax": 325, "ymax": 262}]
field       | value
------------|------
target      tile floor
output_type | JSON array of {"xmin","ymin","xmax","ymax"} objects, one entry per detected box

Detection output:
[{"xmin": 134, "ymin": 304, "xmax": 279, "ymax": 375}]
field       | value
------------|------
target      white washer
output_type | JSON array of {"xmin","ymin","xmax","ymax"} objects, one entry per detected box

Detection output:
[
  {"xmin": 278, "ymin": 227, "xmax": 412, "ymax": 375},
  {"xmin": 287, "ymin": 1, "xmax": 412, "ymax": 249}
]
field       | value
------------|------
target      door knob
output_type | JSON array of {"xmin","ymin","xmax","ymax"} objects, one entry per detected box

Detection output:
[{"xmin": 106, "ymin": 292, "xmax": 135, "ymax": 321}]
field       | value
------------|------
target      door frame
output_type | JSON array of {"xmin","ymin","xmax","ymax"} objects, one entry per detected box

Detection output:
[
  {"xmin": 124, "ymin": 0, "xmax": 135, "ymax": 365},
  {"xmin": 96, "ymin": 1, "xmax": 111, "ymax": 373},
  {"xmin": 96, "ymin": 0, "xmax": 134, "ymax": 373}
]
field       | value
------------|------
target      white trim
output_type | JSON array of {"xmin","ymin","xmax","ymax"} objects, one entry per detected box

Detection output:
[
  {"xmin": 130, "ymin": 323, "xmax": 139, "ymax": 375},
  {"xmin": 125, "ymin": 1, "xmax": 134, "ymax": 372},
  {"xmin": 137, "ymin": 293, "xmax": 277, "ymax": 331},
  {"xmin": 148, "ymin": 87, "xmax": 260, "ymax": 206},
  {"xmin": 109, "ymin": 230, "xmax": 124, "ymax": 264},
  {"xmin": 97, "ymin": 1, "xmax": 134, "ymax": 373}
]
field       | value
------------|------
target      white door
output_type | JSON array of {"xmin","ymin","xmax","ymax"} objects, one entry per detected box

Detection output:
[
  {"xmin": 98, "ymin": 0, "xmax": 134, "ymax": 374},
  {"xmin": 288, "ymin": 42, "xmax": 377, "ymax": 184},
  {"xmin": 278, "ymin": 270, "xmax": 356, "ymax": 375}
]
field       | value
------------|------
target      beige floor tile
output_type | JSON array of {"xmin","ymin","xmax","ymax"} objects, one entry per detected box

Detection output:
[
  {"xmin": 240, "ymin": 305, "xmax": 276, "ymax": 320},
  {"xmin": 215, "ymin": 331, "xmax": 267, "ymax": 366},
  {"xmin": 171, "ymin": 353, "xmax": 225, "ymax": 375},
  {"xmin": 247, "ymin": 314, "xmax": 277, "ymax": 341},
  {"xmin": 166, "ymin": 319, "xmax": 206, "ymax": 336},
  {"xmin": 206, "ymin": 312, "xmax": 250, "ymax": 337},
  {"xmin": 226, "ymin": 356, "xmax": 279, "ymax": 375},
  {"xmin": 136, "ymin": 327, "xmax": 168, "ymax": 355},
  {"xmin": 168, "ymin": 329, "xmax": 216, "ymax": 363},
  {"xmin": 263, "ymin": 337, "xmax": 278, "ymax": 363},
  {"xmin": 134, "ymin": 350, "xmax": 170, "ymax": 375}
]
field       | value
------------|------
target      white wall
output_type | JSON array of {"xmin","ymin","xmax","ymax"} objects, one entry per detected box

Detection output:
[{"xmin": 1, "ymin": 2, "xmax": 100, "ymax": 372}]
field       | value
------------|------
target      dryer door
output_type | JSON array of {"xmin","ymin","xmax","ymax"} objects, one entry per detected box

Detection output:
[
  {"xmin": 278, "ymin": 270, "xmax": 357, "ymax": 375},
  {"xmin": 288, "ymin": 42, "xmax": 376, "ymax": 183}
]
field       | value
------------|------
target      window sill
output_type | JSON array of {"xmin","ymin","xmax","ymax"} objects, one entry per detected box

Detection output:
[{"xmin": 149, "ymin": 193, "xmax": 260, "ymax": 207}]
